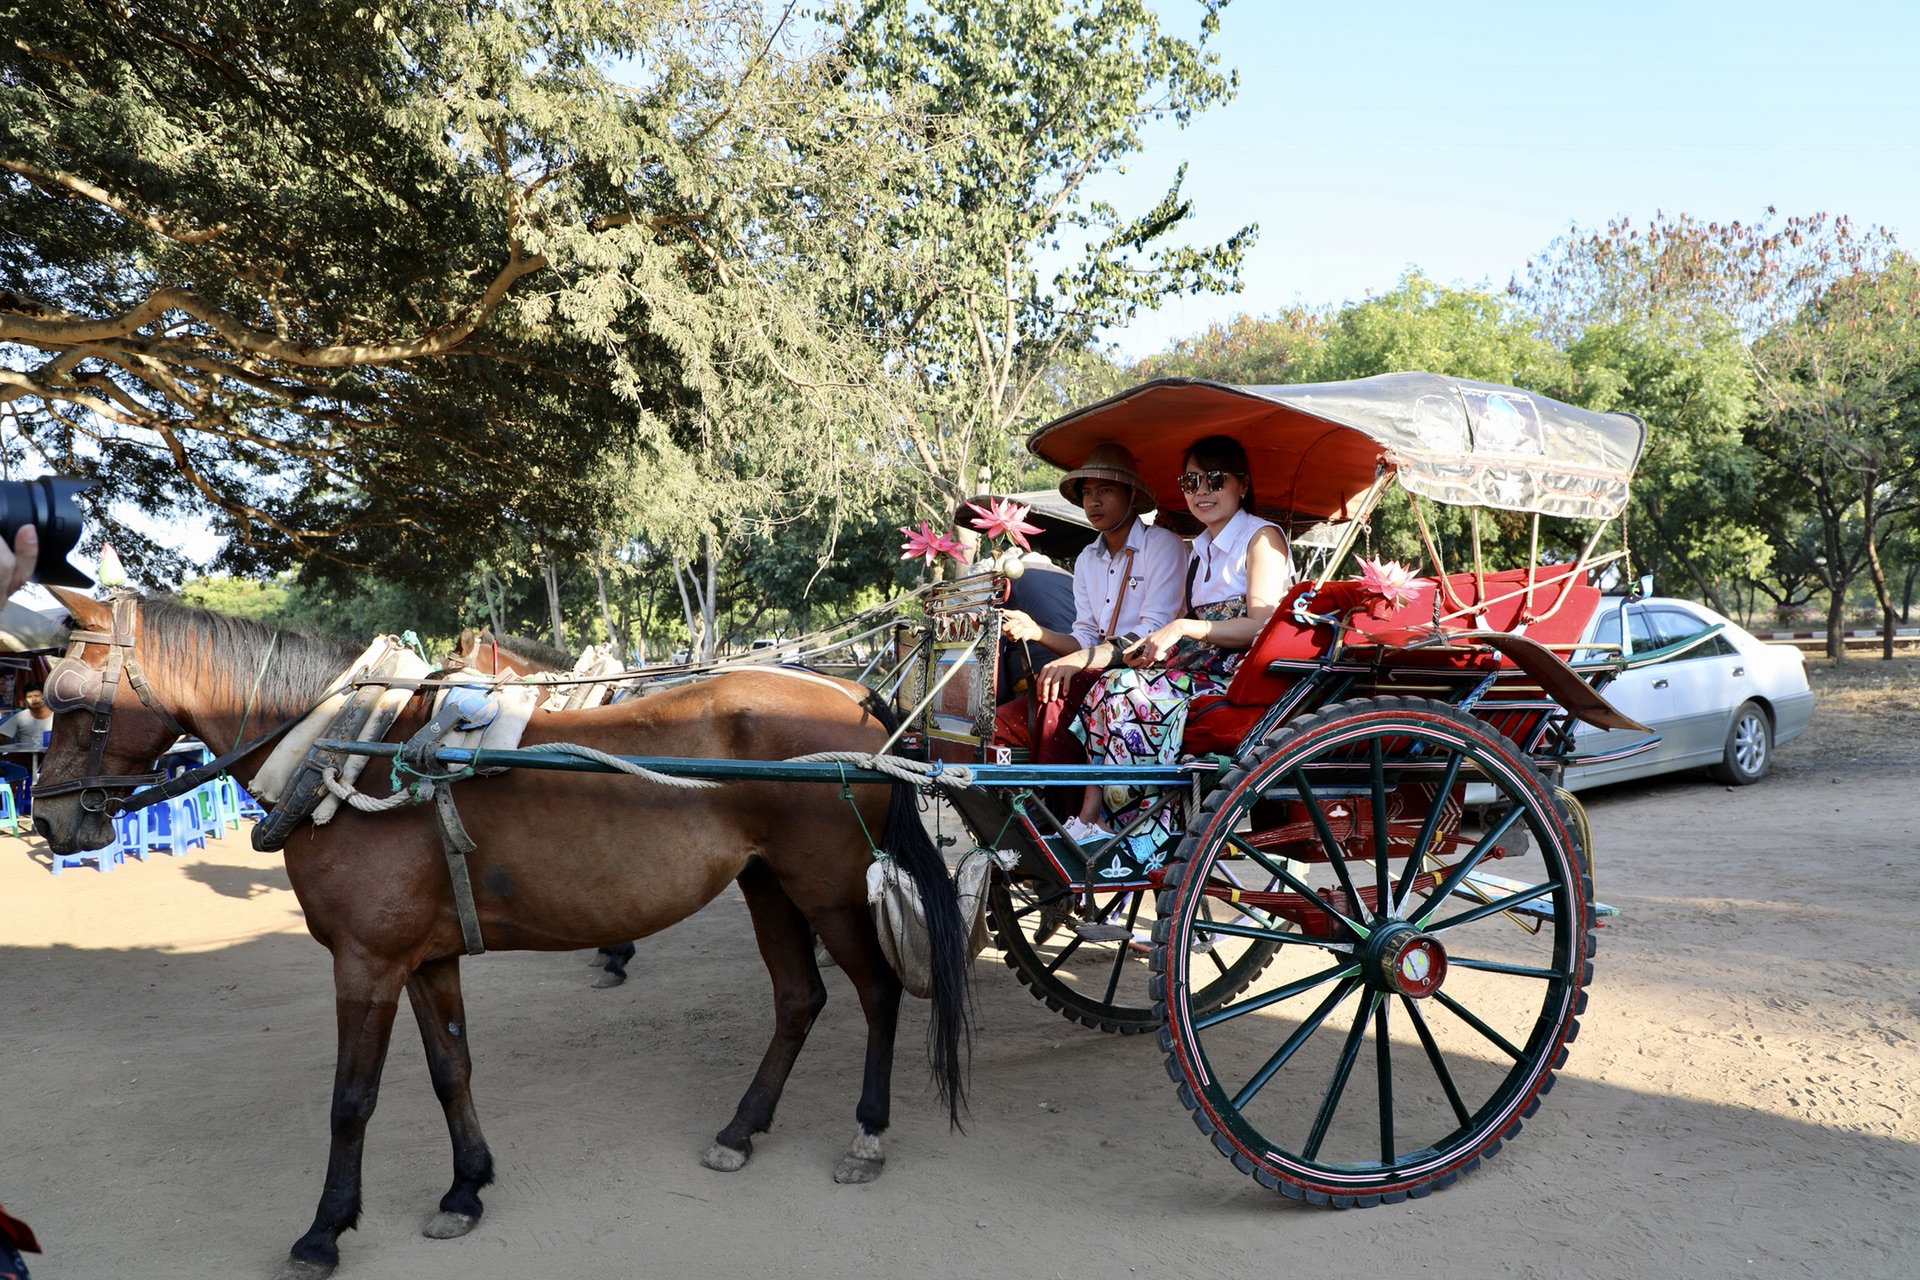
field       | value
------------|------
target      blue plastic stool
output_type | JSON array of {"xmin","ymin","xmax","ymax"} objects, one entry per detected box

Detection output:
[
  {"xmin": 212, "ymin": 776, "xmax": 243, "ymax": 832},
  {"xmin": 234, "ymin": 781, "xmax": 266, "ymax": 821},
  {"xmin": 173, "ymin": 796, "xmax": 209, "ymax": 853},
  {"xmin": 190, "ymin": 783, "xmax": 225, "ymax": 840},
  {"xmin": 0, "ymin": 781, "xmax": 18, "ymax": 837}
]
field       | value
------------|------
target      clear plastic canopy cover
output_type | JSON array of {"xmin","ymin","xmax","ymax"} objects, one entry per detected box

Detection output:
[{"xmin": 1029, "ymin": 373, "xmax": 1647, "ymax": 526}]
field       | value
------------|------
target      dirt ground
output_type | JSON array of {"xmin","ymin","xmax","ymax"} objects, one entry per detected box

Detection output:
[{"xmin": 3, "ymin": 672, "xmax": 1918, "ymax": 1280}]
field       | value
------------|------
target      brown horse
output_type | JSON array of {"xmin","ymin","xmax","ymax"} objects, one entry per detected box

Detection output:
[{"xmin": 33, "ymin": 590, "xmax": 971, "ymax": 1279}]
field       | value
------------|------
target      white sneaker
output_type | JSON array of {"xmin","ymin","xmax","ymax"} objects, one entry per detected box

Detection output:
[{"xmin": 1061, "ymin": 816, "xmax": 1109, "ymax": 845}]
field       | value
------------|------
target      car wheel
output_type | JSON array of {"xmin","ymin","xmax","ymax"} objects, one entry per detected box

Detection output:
[{"xmin": 1709, "ymin": 700, "xmax": 1771, "ymax": 785}]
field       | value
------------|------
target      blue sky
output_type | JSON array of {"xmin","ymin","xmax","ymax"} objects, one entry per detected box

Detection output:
[{"xmin": 1099, "ymin": 0, "xmax": 1920, "ymax": 357}]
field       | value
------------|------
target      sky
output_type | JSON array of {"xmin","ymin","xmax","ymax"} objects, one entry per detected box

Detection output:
[{"xmin": 1098, "ymin": 0, "xmax": 1920, "ymax": 357}]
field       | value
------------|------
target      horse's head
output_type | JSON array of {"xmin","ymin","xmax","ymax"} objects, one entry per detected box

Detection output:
[{"xmin": 34, "ymin": 587, "xmax": 188, "ymax": 853}]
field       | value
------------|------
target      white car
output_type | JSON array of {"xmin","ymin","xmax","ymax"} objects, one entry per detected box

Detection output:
[{"xmin": 1564, "ymin": 596, "xmax": 1815, "ymax": 790}]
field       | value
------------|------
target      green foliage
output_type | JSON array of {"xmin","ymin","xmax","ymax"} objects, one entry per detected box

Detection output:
[{"xmin": 829, "ymin": 0, "xmax": 1252, "ymax": 517}]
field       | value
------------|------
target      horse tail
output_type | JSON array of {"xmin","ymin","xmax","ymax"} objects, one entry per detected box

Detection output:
[{"xmin": 864, "ymin": 693, "xmax": 972, "ymax": 1128}]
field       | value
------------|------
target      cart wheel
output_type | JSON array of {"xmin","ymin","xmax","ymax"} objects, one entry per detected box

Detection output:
[
  {"xmin": 989, "ymin": 869, "xmax": 1283, "ymax": 1035},
  {"xmin": 1152, "ymin": 696, "xmax": 1594, "ymax": 1205},
  {"xmin": 1553, "ymin": 787, "xmax": 1593, "ymax": 878},
  {"xmin": 1707, "ymin": 700, "xmax": 1771, "ymax": 785}
]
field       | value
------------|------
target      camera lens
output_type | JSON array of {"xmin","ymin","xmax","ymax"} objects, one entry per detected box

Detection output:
[{"xmin": 0, "ymin": 477, "xmax": 96, "ymax": 588}]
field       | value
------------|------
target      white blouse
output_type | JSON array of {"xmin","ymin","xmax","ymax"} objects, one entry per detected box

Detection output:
[{"xmin": 1188, "ymin": 508, "xmax": 1291, "ymax": 609}]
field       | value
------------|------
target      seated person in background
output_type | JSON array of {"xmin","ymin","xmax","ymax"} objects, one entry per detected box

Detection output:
[
  {"xmin": 0, "ymin": 686, "xmax": 50, "ymax": 750},
  {"xmin": 1071, "ymin": 434, "xmax": 1293, "ymax": 851},
  {"xmin": 992, "ymin": 444, "xmax": 1186, "ymax": 785},
  {"xmin": 954, "ymin": 496, "xmax": 1077, "ymax": 702}
]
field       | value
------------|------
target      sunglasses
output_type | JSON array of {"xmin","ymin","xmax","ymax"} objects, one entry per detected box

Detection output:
[{"xmin": 1177, "ymin": 469, "xmax": 1236, "ymax": 494}]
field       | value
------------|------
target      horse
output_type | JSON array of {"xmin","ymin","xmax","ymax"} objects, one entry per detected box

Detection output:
[{"xmin": 33, "ymin": 589, "xmax": 972, "ymax": 1280}]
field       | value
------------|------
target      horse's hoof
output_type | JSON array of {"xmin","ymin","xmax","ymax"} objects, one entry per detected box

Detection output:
[
  {"xmin": 833, "ymin": 1154, "xmax": 886, "ymax": 1184},
  {"xmin": 834, "ymin": 1129, "xmax": 885, "ymax": 1183},
  {"xmin": 701, "ymin": 1141, "xmax": 750, "ymax": 1172},
  {"xmin": 591, "ymin": 969, "xmax": 626, "ymax": 989},
  {"xmin": 272, "ymin": 1258, "xmax": 336, "ymax": 1280},
  {"xmin": 424, "ymin": 1210, "xmax": 478, "ymax": 1240}
]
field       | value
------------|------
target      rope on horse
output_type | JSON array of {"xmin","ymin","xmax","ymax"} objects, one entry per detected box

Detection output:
[
  {"xmin": 784, "ymin": 751, "xmax": 975, "ymax": 791},
  {"xmin": 517, "ymin": 742, "xmax": 723, "ymax": 789},
  {"xmin": 319, "ymin": 766, "xmax": 421, "ymax": 812},
  {"xmin": 310, "ymin": 745, "xmax": 970, "ymax": 812}
]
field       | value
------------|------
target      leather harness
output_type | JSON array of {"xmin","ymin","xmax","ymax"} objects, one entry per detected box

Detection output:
[{"xmin": 37, "ymin": 593, "xmax": 196, "ymax": 812}]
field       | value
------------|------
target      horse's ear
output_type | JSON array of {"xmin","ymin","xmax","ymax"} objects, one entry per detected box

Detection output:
[
  {"xmin": 455, "ymin": 626, "xmax": 476, "ymax": 654},
  {"xmin": 47, "ymin": 585, "xmax": 109, "ymax": 631}
]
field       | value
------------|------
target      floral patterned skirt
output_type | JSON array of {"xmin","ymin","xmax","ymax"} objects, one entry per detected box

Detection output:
[{"xmin": 1070, "ymin": 600, "xmax": 1245, "ymax": 854}]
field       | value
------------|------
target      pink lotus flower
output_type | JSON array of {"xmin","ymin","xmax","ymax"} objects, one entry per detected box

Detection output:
[
  {"xmin": 899, "ymin": 520, "xmax": 968, "ymax": 567},
  {"xmin": 965, "ymin": 497, "xmax": 1043, "ymax": 552},
  {"xmin": 1352, "ymin": 557, "xmax": 1422, "ymax": 610}
]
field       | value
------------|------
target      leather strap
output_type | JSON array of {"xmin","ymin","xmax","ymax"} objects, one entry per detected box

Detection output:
[
  {"xmin": 433, "ymin": 781, "xmax": 485, "ymax": 955},
  {"xmin": 1101, "ymin": 546, "xmax": 1137, "ymax": 641}
]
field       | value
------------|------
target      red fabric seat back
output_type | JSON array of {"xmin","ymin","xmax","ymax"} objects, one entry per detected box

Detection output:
[{"xmin": 1181, "ymin": 565, "xmax": 1602, "ymax": 757}]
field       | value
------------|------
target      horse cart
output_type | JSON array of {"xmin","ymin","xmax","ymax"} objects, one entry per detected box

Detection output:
[{"xmin": 30, "ymin": 372, "xmax": 1654, "ymax": 1276}]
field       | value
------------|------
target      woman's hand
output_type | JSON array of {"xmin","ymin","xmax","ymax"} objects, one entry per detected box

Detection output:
[{"xmin": 1123, "ymin": 618, "xmax": 1199, "ymax": 667}]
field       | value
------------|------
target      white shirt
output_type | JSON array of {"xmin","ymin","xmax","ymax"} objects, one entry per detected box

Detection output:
[
  {"xmin": 1189, "ymin": 508, "xmax": 1292, "ymax": 609},
  {"xmin": 1071, "ymin": 518, "xmax": 1187, "ymax": 648}
]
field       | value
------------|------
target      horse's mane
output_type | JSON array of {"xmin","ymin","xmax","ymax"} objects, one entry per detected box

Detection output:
[
  {"xmin": 135, "ymin": 595, "xmax": 362, "ymax": 722},
  {"xmin": 489, "ymin": 632, "xmax": 572, "ymax": 672}
]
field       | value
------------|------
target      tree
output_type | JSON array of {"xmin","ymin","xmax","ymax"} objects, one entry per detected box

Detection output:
[
  {"xmin": 1560, "ymin": 311, "xmax": 1763, "ymax": 615},
  {"xmin": 1134, "ymin": 309, "xmax": 1325, "ymax": 384},
  {"xmin": 829, "ymin": 0, "xmax": 1252, "ymax": 520},
  {"xmin": 1751, "ymin": 255, "xmax": 1920, "ymax": 658},
  {"xmin": 0, "ymin": 0, "xmax": 909, "ymax": 585}
]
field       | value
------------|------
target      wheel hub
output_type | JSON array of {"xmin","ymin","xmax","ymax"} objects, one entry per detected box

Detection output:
[{"xmin": 1368, "ymin": 923, "xmax": 1448, "ymax": 999}]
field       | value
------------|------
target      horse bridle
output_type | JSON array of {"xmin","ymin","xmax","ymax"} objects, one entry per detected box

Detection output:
[{"xmin": 37, "ymin": 592, "xmax": 196, "ymax": 813}]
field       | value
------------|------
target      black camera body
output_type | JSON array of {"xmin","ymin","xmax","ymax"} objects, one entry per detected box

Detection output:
[{"xmin": 0, "ymin": 476, "xmax": 95, "ymax": 588}]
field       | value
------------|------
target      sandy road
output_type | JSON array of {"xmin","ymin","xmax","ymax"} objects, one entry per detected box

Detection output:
[{"xmin": 1, "ymin": 687, "xmax": 1916, "ymax": 1280}]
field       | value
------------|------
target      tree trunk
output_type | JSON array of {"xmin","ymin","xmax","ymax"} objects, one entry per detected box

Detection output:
[
  {"xmin": 701, "ymin": 528, "xmax": 719, "ymax": 661},
  {"xmin": 1902, "ymin": 560, "xmax": 1918, "ymax": 625},
  {"xmin": 1863, "ymin": 521, "xmax": 1898, "ymax": 661},
  {"xmin": 1825, "ymin": 576, "xmax": 1847, "ymax": 662},
  {"xmin": 479, "ymin": 568, "xmax": 503, "ymax": 634},
  {"xmin": 593, "ymin": 538, "xmax": 617, "ymax": 652},
  {"xmin": 672, "ymin": 555, "xmax": 701, "ymax": 660},
  {"xmin": 542, "ymin": 553, "xmax": 566, "ymax": 652}
]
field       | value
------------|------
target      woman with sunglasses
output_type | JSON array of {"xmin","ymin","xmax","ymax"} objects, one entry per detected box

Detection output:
[{"xmin": 1069, "ymin": 435, "xmax": 1294, "ymax": 853}]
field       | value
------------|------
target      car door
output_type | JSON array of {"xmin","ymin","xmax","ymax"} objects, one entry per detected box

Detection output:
[
  {"xmin": 1568, "ymin": 603, "xmax": 1672, "ymax": 785},
  {"xmin": 1643, "ymin": 605, "xmax": 1744, "ymax": 764}
]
